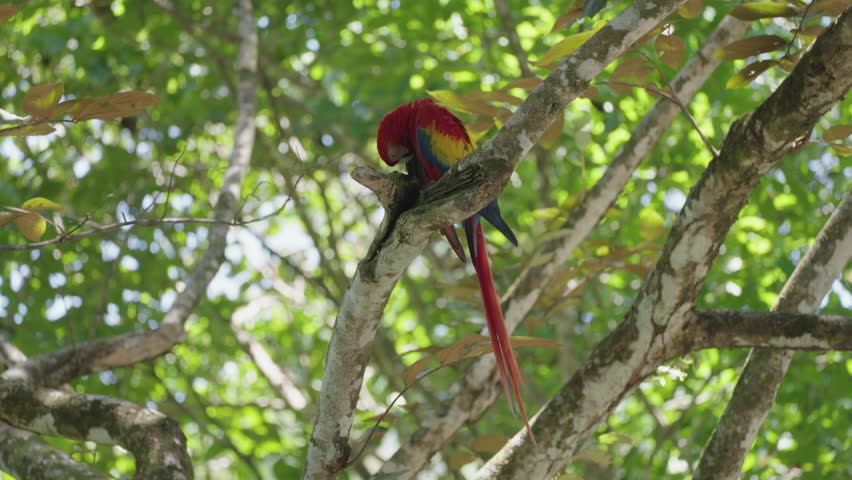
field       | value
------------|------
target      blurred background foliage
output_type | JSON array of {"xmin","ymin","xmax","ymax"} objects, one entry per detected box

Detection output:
[{"xmin": 0, "ymin": 0, "xmax": 849, "ymax": 478}]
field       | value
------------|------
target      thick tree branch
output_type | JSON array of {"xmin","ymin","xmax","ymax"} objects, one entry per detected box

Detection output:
[
  {"xmin": 688, "ymin": 309, "xmax": 852, "ymax": 351},
  {"xmin": 379, "ymin": 14, "xmax": 751, "ymax": 478},
  {"xmin": 0, "ymin": 338, "xmax": 107, "ymax": 480},
  {"xmin": 302, "ymin": 2, "xmax": 689, "ymax": 478},
  {"xmin": 0, "ymin": 423, "xmax": 108, "ymax": 480},
  {"xmin": 0, "ymin": 382, "xmax": 192, "ymax": 480},
  {"xmin": 475, "ymin": 9, "xmax": 852, "ymax": 479},
  {"xmin": 2, "ymin": 324, "xmax": 184, "ymax": 388},
  {"xmin": 694, "ymin": 188, "xmax": 852, "ymax": 479}
]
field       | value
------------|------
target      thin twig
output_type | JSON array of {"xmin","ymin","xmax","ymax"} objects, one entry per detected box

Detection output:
[
  {"xmin": 0, "ymin": 201, "xmax": 289, "ymax": 252},
  {"xmin": 598, "ymin": 80, "xmax": 719, "ymax": 157}
]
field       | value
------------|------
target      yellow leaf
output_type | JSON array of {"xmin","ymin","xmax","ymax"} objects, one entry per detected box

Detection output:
[
  {"xmin": 729, "ymin": 3, "xmax": 800, "ymax": 21},
  {"xmin": 22, "ymin": 82, "xmax": 64, "ymax": 119},
  {"xmin": 0, "ymin": 123, "xmax": 55, "ymax": 137},
  {"xmin": 0, "ymin": 212, "xmax": 15, "ymax": 226},
  {"xmin": 533, "ymin": 21, "xmax": 605, "ymax": 67},
  {"xmin": 550, "ymin": 8, "xmax": 583, "ymax": 33},
  {"xmin": 824, "ymin": 124, "xmax": 852, "ymax": 142},
  {"xmin": 639, "ymin": 210, "xmax": 666, "ymax": 240},
  {"xmin": 726, "ymin": 59, "xmax": 777, "ymax": 89},
  {"xmin": 677, "ymin": 0, "xmax": 703, "ymax": 19},
  {"xmin": 471, "ymin": 434, "xmax": 510, "ymax": 453},
  {"xmin": 500, "ymin": 77, "xmax": 542, "ymax": 91},
  {"xmin": 15, "ymin": 213, "xmax": 47, "ymax": 241},
  {"xmin": 715, "ymin": 35, "xmax": 787, "ymax": 60},
  {"xmin": 401, "ymin": 357, "xmax": 434, "ymax": 386},
  {"xmin": 828, "ymin": 143, "xmax": 852, "ymax": 156},
  {"xmin": 21, "ymin": 197, "xmax": 64, "ymax": 212},
  {"xmin": 447, "ymin": 451, "xmax": 476, "ymax": 471},
  {"xmin": 0, "ymin": 4, "xmax": 18, "ymax": 24},
  {"xmin": 655, "ymin": 34, "xmax": 686, "ymax": 69},
  {"xmin": 427, "ymin": 90, "xmax": 500, "ymax": 116},
  {"xmin": 572, "ymin": 447, "xmax": 611, "ymax": 466}
]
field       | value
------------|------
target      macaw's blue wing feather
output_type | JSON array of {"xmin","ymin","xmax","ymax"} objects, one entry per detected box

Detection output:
[{"xmin": 415, "ymin": 126, "xmax": 452, "ymax": 180}]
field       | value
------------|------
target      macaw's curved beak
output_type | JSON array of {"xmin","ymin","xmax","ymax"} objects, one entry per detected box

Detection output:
[{"xmin": 387, "ymin": 144, "xmax": 413, "ymax": 166}]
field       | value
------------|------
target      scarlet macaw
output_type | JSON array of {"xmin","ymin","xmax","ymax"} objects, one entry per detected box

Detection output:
[{"xmin": 377, "ymin": 98, "xmax": 533, "ymax": 441}]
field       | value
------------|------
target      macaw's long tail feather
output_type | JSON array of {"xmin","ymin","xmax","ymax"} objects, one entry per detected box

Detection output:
[
  {"xmin": 479, "ymin": 200, "xmax": 518, "ymax": 247},
  {"xmin": 465, "ymin": 217, "xmax": 535, "ymax": 445},
  {"xmin": 440, "ymin": 225, "xmax": 467, "ymax": 262}
]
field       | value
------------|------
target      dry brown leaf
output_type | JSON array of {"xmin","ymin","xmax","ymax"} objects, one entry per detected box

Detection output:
[
  {"xmin": 0, "ymin": 4, "xmax": 18, "ymax": 24},
  {"xmin": 715, "ymin": 35, "xmax": 787, "ymax": 60},
  {"xmin": 655, "ymin": 34, "xmax": 686, "ymax": 69},
  {"xmin": 500, "ymin": 77, "xmax": 543, "ymax": 91},
  {"xmin": 729, "ymin": 3, "xmax": 799, "ymax": 21},
  {"xmin": 401, "ymin": 357, "xmax": 434, "ymax": 386},
  {"xmin": 677, "ymin": 0, "xmax": 703, "ymax": 19},
  {"xmin": 539, "ymin": 112, "xmax": 564, "ymax": 149},
  {"xmin": 22, "ymin": 82, "xmax": 64, "ymax": 119},
  {"xmin": 471, "ymin": 434, "xmax": 510, "ymax": 453},
  {"xmin": 447, "ymin": 451, "xmax": 476, "ymax": 470},
  {"xmin": 0, "ymin": 123, "xmax": 56, "ymax": 137},
  {"xmin": 823, "ymin": 124, "xmax": 852, "ymax": 142},
  {"xmin": 550, "ymin": 8, "xmax": 583, "ymax": 33}
]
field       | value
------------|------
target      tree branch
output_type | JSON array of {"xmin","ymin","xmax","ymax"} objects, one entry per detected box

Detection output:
[
  {"xmin": 493, "ymin": 0, "xmax": 533, "ymax": 77},
  {"xmin": 474, "ymin": 9, "xmax": 852, "ymax": 479},
  {"xmin": 378, "ymin": 13, "xmax": 751, "ymax": 478},
  {"xmin": 689, "ymin": 309, "xmax": 852, "ymax": 351},
  {"xmin": 303, "ymin": 1, "xmax": 691, "ymax": 478},
  {"xmin": 0, "ymin": 423, "xmax": 109, "ymax": 480},
  {"xmin": 1, "ymin": 324, "xmax": 184, "ymax": 388},
  {"xmin": 227, "ymin": 295, "xmax": 309, "ymax": 411},
  {"xmin": 693, "ymin": 187, "xmax": 852, "ymax": 479},
  {"xmin": 0, "ymin": 337, "xmax": 107, "ymax": 480},
  {"xmin": 0, "ymin": 382, "xmax": 192, "ymax": 480}
]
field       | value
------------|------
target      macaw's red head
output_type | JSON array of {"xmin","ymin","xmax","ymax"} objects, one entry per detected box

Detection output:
[{"xmin": 377, "ymin": 100, "xmax": 417, "ymax": 167}]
